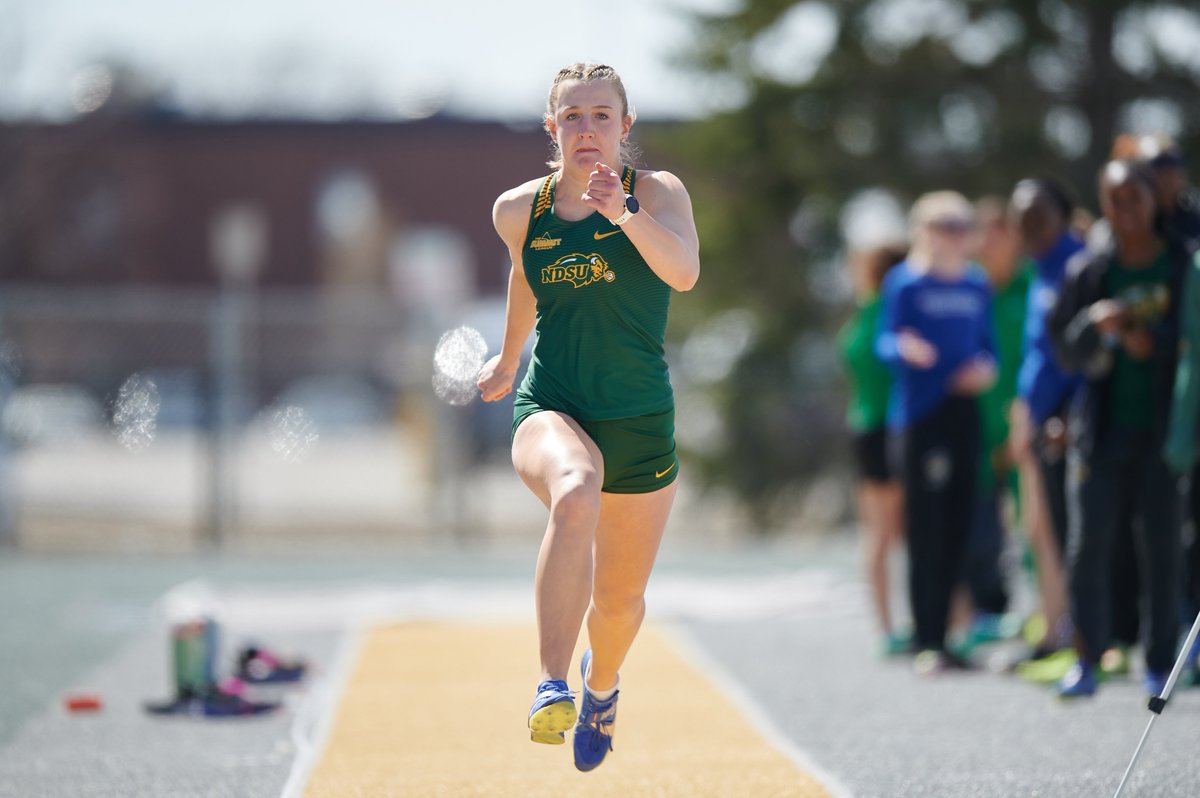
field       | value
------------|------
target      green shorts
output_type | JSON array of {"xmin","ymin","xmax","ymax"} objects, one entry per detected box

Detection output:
[{"xmin": 512, "ymin": 393, "xmax": 678, "ymax": 494}]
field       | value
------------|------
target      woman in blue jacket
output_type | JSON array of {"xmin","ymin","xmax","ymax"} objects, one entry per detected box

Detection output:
[{"xmin": 877, "ymin": 191, "xmax": 997, "ymax": 674}]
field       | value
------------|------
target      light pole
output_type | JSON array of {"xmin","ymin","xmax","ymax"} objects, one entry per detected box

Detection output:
[{"xmin": 207, "ymin": 202, "xmax": 265, "ymax": 550}]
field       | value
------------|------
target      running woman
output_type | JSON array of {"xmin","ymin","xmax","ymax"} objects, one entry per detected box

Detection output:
[{"xmin": 477, "ymin": 63, "xmax": 699, "ymax": 772}]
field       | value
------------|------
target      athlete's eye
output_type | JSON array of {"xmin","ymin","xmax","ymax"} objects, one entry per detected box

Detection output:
[
  {"xmin": 565, "ymin": 112, "xmax": 580, "ymax": 121},
  {"xmin": 595, "ymin": 113, "xmax": 609, "ymax": 120}
]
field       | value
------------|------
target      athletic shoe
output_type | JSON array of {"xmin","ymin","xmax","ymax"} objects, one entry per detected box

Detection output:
[
  {"xmin": 883, "ymin": 630, "xmax": 913, "ymax": 657},
  {"xmin": 947, "ymin": 633, "xmax": 978, "ymax": 661},
  {"xmin": 144, "ymin": 685, "xmax": 279, "ymax": 717},
  {"xmin": 967, "ymin": 612, "xmax": 1022, "ymax": 645},
  {"xmin": 913, "ymin": 648, "xmax": 975, "ymax": 676},
  {"xmin": 1014, "ymin": 648, "xmax": 1077, "ymax": 684},
  {"xmin": 1022, "ymin": 612, "xmax": 1048, "ymax": 647},
  {"xmin": 1056, "ymin": 661, "xmax": 1097, "ymax": 699},
  {"xmin": 1143, "ymin": 670, "xmax": 1169, "ymax": 698},
  {"xmin": 574, "ymin": 649, "xmax": 618, "ymax": 772},
  {"xmin": 236, "ymin": 645, "xmax": 307, "ymax": 685},
  {"xmin": 527, "ymin": 679, "xmax": 577, "ymax": 745},
  {"xmin": 1099, "ymin": 645, "xmax": 1132, "ymax": 679}
]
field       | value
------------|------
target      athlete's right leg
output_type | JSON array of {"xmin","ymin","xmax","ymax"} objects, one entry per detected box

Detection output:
[{"xmin": 512, "ymin": 411, "xmax": 605, "ymax": 683}]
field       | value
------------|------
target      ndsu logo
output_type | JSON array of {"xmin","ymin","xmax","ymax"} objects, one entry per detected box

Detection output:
[{"xmin": 541, "ymin": 253, "xmax": 616, "ymax": 288}]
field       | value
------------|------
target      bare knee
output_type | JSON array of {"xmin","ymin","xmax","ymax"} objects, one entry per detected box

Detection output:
[
  {"xmin": 591, "ymin": 582, "xmax": 646, "ymax": 624},
  {"xmin": 550, "ymin": 469, "xmax": 602, "ymax": 529}
]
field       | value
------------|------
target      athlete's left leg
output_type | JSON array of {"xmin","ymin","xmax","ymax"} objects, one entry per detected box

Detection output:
[{"xmin": 584, "ymin": 481, "xmax": 678, "ymax": 692}]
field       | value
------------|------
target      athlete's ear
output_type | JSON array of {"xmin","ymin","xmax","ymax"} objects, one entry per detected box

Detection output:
[
  {"xmin": 621, "ymin": 115, "xmax": 632, "ymax": 140},
  {"xmin": 544, "ymin": 115, "xmax": 557, "ymax": 137}
]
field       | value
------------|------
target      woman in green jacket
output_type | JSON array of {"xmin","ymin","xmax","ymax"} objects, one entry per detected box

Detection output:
[{"xmin": 837, "ymin": 243, "xmax": 908, "ymax": 655}]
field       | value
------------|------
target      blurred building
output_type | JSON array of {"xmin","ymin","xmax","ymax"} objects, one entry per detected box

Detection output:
[
  {"xmin": 0, "ymin": 110, "xmax": 573, "ymax": 403},
  {"xmin": 0, "ymin": 110, "xmax": 554, "ymax": 292}
]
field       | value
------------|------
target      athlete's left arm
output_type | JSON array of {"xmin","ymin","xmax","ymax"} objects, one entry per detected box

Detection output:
[{"xmin": 621, "ymin": 171, "xmax": 701, "ymax": 292}]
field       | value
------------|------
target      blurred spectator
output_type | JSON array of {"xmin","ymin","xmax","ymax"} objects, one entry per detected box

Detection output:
[
  {"xmin": 953, "ymin": 198, "xmax": 1032, "ymax": 651},
  {"xmin": 1007, "ymin": 178, "xmax": 1084, "ymax": 674},
  {"xmin": 1048, "ymin": 159, "xmax": 1188, "ymax": 699},
  {"xmin": 836, "ymin": 243, "xmax": 909, "ymax": 656},
  {"xmin": 1125, "ymin": 133, "xmax": 1200, "ymax": 679},
  {"xmin": 1125, "ymin": 133, "xmax": 1200, "ymax": 253},
  {"xmin": 876, "ymin": 191, "xmax": 997, "ymax": 674},
  {"xmin": 1165, "ymin": 248, "xmax": 1200, "ymax": 679}
]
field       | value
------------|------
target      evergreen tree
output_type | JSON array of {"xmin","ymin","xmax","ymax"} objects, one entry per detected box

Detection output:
[{"xmin": 649, "ymin": 0, "xmax": 1200, "ymax": 527}]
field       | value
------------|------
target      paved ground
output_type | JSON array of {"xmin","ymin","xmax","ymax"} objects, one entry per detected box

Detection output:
[{"xmin": 3, "ymin": 536, "xmax": 1200, "ymax": 796}]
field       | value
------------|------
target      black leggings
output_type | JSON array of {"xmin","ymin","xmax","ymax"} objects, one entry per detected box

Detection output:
[
  {"xmin": 1067, "ymin": 430, "xmax": 1180, "ymax": 672},
  {"xmin": 900, "ymin": 397, "xmax": 981, "ymax": 651}
]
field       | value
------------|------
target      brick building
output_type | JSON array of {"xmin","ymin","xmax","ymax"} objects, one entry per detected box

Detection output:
[{"xmin": 0, "ymin": 108, "xmax": 568, "ymax": 293}]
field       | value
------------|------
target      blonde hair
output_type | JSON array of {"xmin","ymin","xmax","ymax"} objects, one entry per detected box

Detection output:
[
  {"xmin": 544, "ymin": 63, "xmax": 637, "ymax": 169},
  {"xmin": 908, "ymin": 191, "xmax": 975, "ymax": 267}
]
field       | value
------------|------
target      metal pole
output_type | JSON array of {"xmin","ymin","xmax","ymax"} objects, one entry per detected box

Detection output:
[
  {"xmin": 1113, "ymin": 607, "xmax": 1200, "ymax": 797},
  {"xmin": 206, "ymin": 203, "xmax": 265, "ymax": 551},
  {"xmin": 206, "ymin": 289, "xmax": 244, "ymax": 550}
]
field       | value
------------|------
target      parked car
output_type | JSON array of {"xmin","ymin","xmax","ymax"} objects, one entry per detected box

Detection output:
[{"xmin": 2, "ymin": 384, "xmax": 105, "ymax": 447}]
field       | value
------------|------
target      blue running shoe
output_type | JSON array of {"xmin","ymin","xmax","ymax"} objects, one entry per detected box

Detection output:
[
  {"xmin": 574, "ymin": 649, "xmax": 618, "ymax": 772},
  {"xmin": 1056, "ymin": 661, "xmax": 1097, "ymax": 699},
  {"xmin": 528, "ymin": 679, "xmax": 576, "ymax": 745},
  {"xmin": 1143, "ymin": 670, "xmax": 1169, "ymax": 698}
]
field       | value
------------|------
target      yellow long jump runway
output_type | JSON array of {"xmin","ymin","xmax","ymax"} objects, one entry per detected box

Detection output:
[{"xmin": 303, "ymin": 621, "xmax": 834, "ymax": 797}]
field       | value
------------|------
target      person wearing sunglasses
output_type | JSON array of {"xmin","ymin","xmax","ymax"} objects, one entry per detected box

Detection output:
[{"xmin": 876, "ymin": 191, "xmax": 997, "ymax": 674}]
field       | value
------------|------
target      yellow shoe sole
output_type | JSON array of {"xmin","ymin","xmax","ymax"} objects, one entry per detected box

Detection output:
[{"xmin": 528, "ymin": 700, "xmax": 577, "ymax": 745}]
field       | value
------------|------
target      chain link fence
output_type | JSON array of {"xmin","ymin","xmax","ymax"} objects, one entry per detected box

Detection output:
[{"xmin": 0, "ymin": 284, "xmax": 541, "ymax": 552}]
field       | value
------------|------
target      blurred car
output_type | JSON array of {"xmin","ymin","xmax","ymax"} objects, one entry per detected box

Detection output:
[
  {"xmin": 268, "ymin": 373, "xmax": 390, "ymax": 432},
  {"xmin": 135, "ymin": 368, "xmax": 205, "ymax": 428},
  {"xmin": 2, "ymin": 383, "xmax": 105, "ymax": 447}
]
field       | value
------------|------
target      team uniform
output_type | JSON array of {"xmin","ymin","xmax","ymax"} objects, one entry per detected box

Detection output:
[{"xmin": 513, "ymin": 166, "xmax": 679, "ymax": 494}]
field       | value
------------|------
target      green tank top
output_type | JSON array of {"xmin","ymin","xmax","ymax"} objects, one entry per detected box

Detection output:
[{"xmin": 517, "ymin": 167, "xmax": 674, "ymax": 421}]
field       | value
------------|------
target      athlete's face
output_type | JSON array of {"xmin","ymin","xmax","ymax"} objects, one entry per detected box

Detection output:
[{"xmin": 546, "ymin": 80, "xmax": 631, "ymax": 171}]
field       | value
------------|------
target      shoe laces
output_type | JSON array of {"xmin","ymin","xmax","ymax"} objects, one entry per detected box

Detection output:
[
  {"xmin": 579, "ymin": 692, "xmax": 617, "ymax": 749},
  {"xmin": 536, "ymin": 680, "xmax": 576, "ymax": 699}
]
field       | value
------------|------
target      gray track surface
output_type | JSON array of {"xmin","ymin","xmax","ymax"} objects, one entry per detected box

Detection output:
[{"xmin": 3, "ymin": 539, "xmax": 1200, "ymax": 796}]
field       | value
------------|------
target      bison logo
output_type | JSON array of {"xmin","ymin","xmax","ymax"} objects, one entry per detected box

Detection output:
[{"xmin": 541, "ymin": 253, "xmax": 616, "ymax": 288}]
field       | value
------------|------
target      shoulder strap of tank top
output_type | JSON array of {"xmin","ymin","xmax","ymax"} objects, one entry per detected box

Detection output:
[
  {"xmin": 523, "ymin": 174, "xmax": 555, "ymax": 250},
  {"xmin": 622, "ymin": 165, "xmax": 635, "ymax": 195},
  {"xmin": 530, "ymin": 175, "xmax": 555, "ymax": 223}
]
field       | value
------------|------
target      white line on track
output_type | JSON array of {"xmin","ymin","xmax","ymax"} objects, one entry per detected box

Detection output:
[
  {"xmin": 664, "ymin": 623, "xmax": 856, "ymax": 798},
  {"xmin": 278, "ymin": 621, "xmax": 368, "ymax": 798}
]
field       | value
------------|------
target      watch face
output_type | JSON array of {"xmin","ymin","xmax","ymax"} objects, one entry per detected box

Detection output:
[{"xmin": 625, "ymin": 194, "xmax": 640, "ymax": 213}]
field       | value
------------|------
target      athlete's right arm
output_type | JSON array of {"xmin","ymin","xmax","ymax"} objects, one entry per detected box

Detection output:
[{"xmin": 478, "ymin": 185, "xmax": 539, "ymax": 403}]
